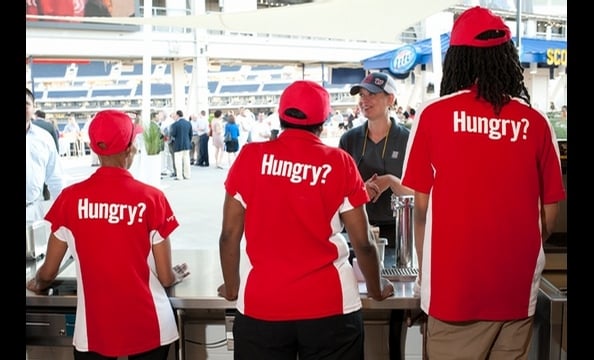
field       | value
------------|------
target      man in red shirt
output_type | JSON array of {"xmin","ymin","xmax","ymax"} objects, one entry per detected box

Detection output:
[
  {"xmin": 402, "ymin": 7, "xmax": 566, "ymax": 359},
  {"xmin": 27, "ymin": 109, "xmax": 189, "ymax": 360},
  {"xmin": 218, "ymin": 80, "xmax": 394, "ymax": 359}
]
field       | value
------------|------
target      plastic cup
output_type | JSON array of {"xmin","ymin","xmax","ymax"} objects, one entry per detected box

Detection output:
[{"xmin": 376, "ymin": 237, "xmax": 387, "ymax": 268}]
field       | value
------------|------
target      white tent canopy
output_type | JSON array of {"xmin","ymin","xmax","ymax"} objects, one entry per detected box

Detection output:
[{"xmin": 27, "ymin": 0, "xmax": 461, "ymax": 44}]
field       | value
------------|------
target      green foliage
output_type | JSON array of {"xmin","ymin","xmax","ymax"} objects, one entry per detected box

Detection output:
[
  {"xmin": 546, "ymin": 111, "xmax": 567, "ymax": 140},
  {"xmin": 144, "ymin": 122, "xmax": 163, "ymax": 155}
]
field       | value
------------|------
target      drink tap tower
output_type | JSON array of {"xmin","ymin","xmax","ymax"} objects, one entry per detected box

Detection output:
[{"xmin": 391, "ymin": 194, "xmax": 415, "ymax": 268}]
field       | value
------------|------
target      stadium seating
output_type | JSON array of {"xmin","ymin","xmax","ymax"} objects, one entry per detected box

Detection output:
[{"xmin": 29, "ymin": 60, "xmax": 358, "ymax": 125}]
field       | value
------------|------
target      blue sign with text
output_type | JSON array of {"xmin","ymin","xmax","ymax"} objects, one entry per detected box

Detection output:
[{"xmin": 390, "ymin": 45, "xmax": 417, "ymax": 74}]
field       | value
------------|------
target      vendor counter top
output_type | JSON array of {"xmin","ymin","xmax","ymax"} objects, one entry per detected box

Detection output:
[{"xmin": 26, "ymin": 248, "xmax": 420, "ymax": 310}]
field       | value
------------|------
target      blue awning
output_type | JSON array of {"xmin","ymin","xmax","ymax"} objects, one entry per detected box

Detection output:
[
  {"xmin": 362, "ymin": 33, "xmax": 451, "ymax": 74},
  {"xmin": 362, "ymin": 34, "xmax": 567, "ymax": 74}
]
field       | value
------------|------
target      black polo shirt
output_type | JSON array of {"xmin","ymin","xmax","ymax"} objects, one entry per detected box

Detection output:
[{"xmin": 338, "ymin": 117, "xmax": 410, "ymax": 225}]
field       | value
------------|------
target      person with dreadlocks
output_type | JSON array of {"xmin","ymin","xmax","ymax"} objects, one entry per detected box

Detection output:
[{"xmin": 401, "ymin": 6, "xmax": 566, "ymax": 359}]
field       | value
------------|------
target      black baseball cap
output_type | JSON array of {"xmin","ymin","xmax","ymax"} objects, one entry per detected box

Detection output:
[{"xmin": 350, "ymin": 72, "xmax": 397, "ymax": 96}]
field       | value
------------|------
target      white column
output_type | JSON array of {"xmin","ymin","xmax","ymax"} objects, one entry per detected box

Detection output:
[
  {"xmin": 187, "ymin": 0, "xmax": 209, "ymax": 115},
  {"xmin": 167, "ymin": 0, "xmax": 188, "ymax": 15},
  {"xmin": 407, "ymin": 66, "xmax": 423, "ymax": 107},
  {"xmin": 424, "ymin": 11, "xmax": 453, "ymax": 102},
  {"xmin": 142, "ymin": 0, "xmax": 153, "ymax": 126},
  {"xmin": 525, "ymin": 19, "xmax": 537, "ymax": 37},
  {"xmin": 526, "ymin": 71, "xmax": 549, "ymax": 112},
  {"xmin": 171, "ymin": 60, "xmax": 187, "ymax": 112}
]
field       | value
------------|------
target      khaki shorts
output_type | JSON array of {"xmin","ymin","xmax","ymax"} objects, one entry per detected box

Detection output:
[{"xmin": 426, "ymin": 315, "xmax": 534, "ymax": 360}]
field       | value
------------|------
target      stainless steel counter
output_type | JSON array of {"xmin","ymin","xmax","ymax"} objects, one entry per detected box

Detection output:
[
  {"xmin": 26, "ymin": 248, "xmax": 421, "ymax": 359},
  {"xmin": 529, "ymin": 271, "xmax": 567, "ymax": 360},
  {"xmin": 26, "ymin": 248, "xmax": 420, "ymax": 309},
  {"xmin": 28, "ymin": 247, "xmax": 569, "ymax": 360}
]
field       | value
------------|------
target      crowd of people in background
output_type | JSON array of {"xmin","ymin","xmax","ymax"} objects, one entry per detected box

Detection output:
[
  {"xmin": 323, "ymin": 103, "xmax": 417, "ymax": 139},
  {"xmin": 149, "ymin": 106, "xmax": 280, "ymax": 175},
  {"xmin": 41, "ymin": 102, "xmax": 424, "ymax": 174},
  {"xmin": 39, "ymin": 92, "xmax": 564, "ymax": 175}
]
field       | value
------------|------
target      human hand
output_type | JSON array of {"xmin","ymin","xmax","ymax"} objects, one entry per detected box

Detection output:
[
  {"xmin": 217, "ymin": 283, "xmax": 238, "ymax": 301},
  {"xmin": 172, "ymin": 263, "xmax": 190, "ymax": 285},
  {"xmin": 371, "ymin": 174, "xmax": 393, "ymax": 201},
  {"xmin": 26, "ymin": 278, "xmax": 38, "ymax": 293},
  {"xmin": 365, "ymin": 174, "xmax": 381, "ymax": 202},
  {"xmin": 26, "ymin": 277, "xmax": 48, "ymax": 294},
  {"xmin": 368, "ymin": 277, "xmax": 394, "ymax": 301}
]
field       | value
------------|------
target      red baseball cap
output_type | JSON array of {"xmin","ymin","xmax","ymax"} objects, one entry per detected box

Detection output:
[
  {"xmin": 450, "ymin": 6, "xmax": 511, "ymax": 48},
  {"xmin": 279, "ymin": 80, "xmax": 331, "ymax": 126},
  {"xmin": 89, "ymin": 110, "xmax": 135, "ymax": 156}
]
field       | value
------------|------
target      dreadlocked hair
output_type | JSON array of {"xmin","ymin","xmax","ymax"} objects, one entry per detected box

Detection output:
[{"xmin": 440, "ymin": 40, "xmax": 530, "ymax": 116}]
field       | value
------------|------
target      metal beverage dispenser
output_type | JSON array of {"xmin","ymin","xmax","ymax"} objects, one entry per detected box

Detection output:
[{"xmin": 391, "ymin": 194, "xmax": 414, "ymax": 268}]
